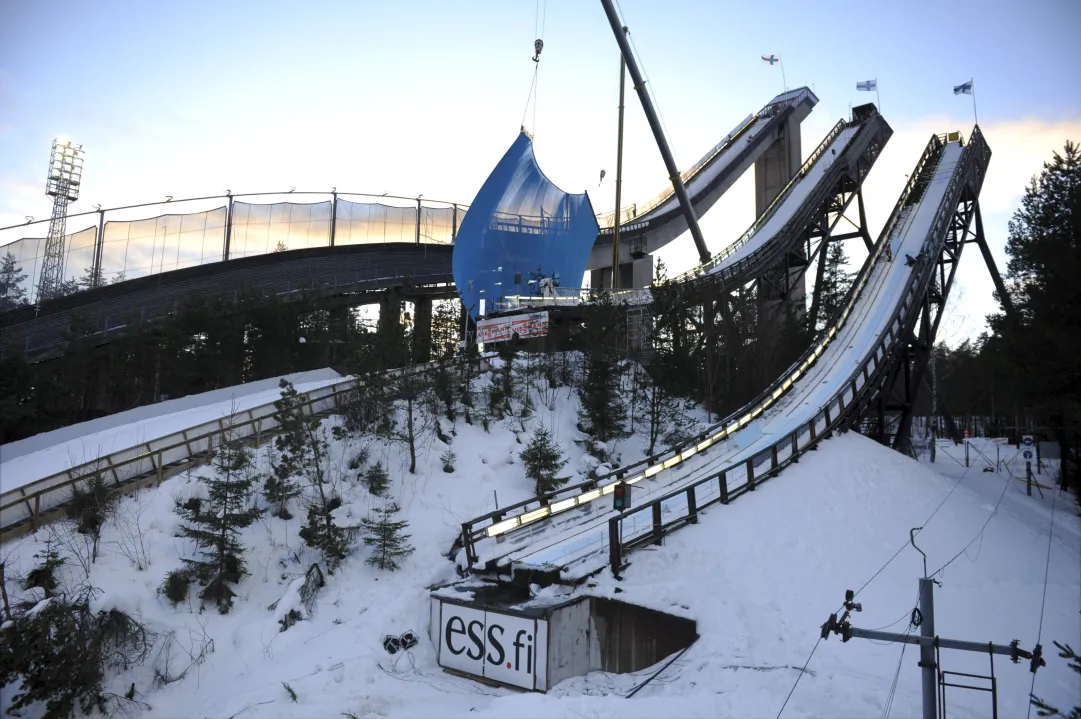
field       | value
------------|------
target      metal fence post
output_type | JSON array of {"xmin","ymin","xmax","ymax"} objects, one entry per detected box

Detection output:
[
  {"xmin": 686, "ymin": 487, "xmax": 698, "ymax": 524},
  {"xmin": 92, "ymin": 208, "xmax": 106, "ymax": 286},
  {"xmin": 608, "ymin": 517, "xmax": 622, "ymax": 573},
  {"xmin": 651, "ymin": 502, "xmax": 663, "ymax": 545},
  {"xmin": 746, "ymin": 459, "xmax": 756, "ymax": 491},
  {"xmin": 330, "ymin": 189, "xmax": 338, "ymax": 247},
  {"xmin": 719, "ymin": 471, "xmax": 729, "ymax": 504},
  {"xmin": 223, "ymin": 193, "xmax": 234, "ymax": 261}
]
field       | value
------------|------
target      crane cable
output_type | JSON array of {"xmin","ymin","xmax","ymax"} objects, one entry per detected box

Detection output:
[{"xmin": 520, "ymin": 0, "xmax": 548, "ymax": 134}]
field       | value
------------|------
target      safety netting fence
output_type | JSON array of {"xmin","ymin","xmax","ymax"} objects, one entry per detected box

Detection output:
[{"xmin": 0, "ymin": 193, "xmax": 468, "ymax": 307}]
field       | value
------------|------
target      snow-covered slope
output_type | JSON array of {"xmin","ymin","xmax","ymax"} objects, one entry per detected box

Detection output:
[
  {"xmin": 1, "ymin": 364, "xmax": 1077, "ymax": 718},
  {"xmin": 0, "ymin": 369, "xmax": 343, "ymax": 491}
]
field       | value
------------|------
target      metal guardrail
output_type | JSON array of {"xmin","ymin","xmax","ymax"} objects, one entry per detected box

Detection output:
[
  {"xmin": 0, "ymin": 354, "xmax": 492, "ymax": 539},
  {"xmin": 673, "ymin": 117, "xmax": 850, "ymax": 282},
  {"xmin": 456, "ymin": 126, "xmax": 960, "ymax": 569},
  {"xmin": 596, "ymin": 88, "xmax": 816, "ymax": 233},
  {"xmin": 493, "ymin": 287, "xmax": 653, "ymax": 313},
  {"xmin": 604, "ymin": 128, "xmax": 987, "ymax": 574}
]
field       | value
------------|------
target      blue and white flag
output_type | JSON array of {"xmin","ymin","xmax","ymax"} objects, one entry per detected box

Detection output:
[
  {"xmin": 761, "ymin": 54, "xmax": 780, "ymax": 66},
  {"xmin": 953, "ymin": 80, "xmax": 973, "ymax": 95},
  {"xmin": 856, "ymin": 79, "xmax": 877, "ymax": 91}
]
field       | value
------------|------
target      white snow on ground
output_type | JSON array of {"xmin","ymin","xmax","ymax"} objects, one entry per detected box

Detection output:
[
  {"xmin": 1, "ymin": 355, "xmax": 1077, "ymax": 719},
  {"xmin": 0, "ymin": 356, "xmax": 698, "ymax": 716},
  {"xmin": 0, "ymin": 369, "xmax": 343, "ymax": 492}
]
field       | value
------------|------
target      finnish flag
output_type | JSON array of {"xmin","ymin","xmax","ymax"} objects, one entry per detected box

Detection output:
[
  {"xmin": 856, "ymin": 79, "xmax": 877, "ymax": 92},
  {"xmin": 953, "ymin": 80, "xmax": 973, "ymax": 95}
]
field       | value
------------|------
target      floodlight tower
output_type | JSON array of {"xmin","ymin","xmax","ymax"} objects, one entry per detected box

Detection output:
[{"xmin": 38, "ymin": 138, "xmax": 85, "ymax": 301}]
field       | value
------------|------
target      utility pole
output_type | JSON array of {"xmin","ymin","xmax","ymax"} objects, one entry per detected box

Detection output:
[
  {"xmin": 598, "ymin": 0, "xmax": 711, "ymax": 265},
  {"xmin": 820, "ymin": 529, "xmax": 1045, "ymax": 719},
  {"xmin": 611, "ymin": 26, "xmax": 627, "ymax": 290}
]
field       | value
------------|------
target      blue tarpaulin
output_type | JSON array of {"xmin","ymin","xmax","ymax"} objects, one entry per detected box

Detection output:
[{"xmin": 453, "ymin": 131, "xmax": 598, "ymax": 319}]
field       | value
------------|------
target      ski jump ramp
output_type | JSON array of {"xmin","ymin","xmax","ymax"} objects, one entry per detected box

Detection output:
[
  {"xmin": 587, "ymin": 87, "xmax": 819, "ymax": 271},
  {"xmin": 496, "ymin": 103, "xmax": 891, "ymax": 313},
  {"xmin": 459, "ymin": 127, "xmax": 990, "ymax": 585}
]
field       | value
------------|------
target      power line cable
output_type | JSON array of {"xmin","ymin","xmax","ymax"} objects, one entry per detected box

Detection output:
[
  {"xmin": 777, "ymin": 464, "xmax": 972, "ymax": 718},
  {"xmin": 881, "ymin": 630, "xmax": 910, "ymax": 719},
  {"xmin": 775, "ymin": 636, "xmax": 822, "ymax": 719},
  {"xmin": 929, "ymin": 470, "xmax": 1011, "ymax": 579},
  {"xmin": 1026, "ymin": 487, "xmax": 1058, "ymax": 719}
]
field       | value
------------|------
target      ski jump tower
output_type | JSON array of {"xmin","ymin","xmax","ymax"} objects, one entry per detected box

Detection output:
[{"xmin": 754, "ymin": 91, "xmax": 808, "ymax": 315}]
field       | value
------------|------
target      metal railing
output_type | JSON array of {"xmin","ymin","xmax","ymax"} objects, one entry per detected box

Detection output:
[
  {"xmin": 456, "ymin": 126, "xmax": 967, "ymax": 570},
  {"xmin": 604, "ymin": 128, "xmax": 986, "ymax": 574},
  {"xmin": 0, "ymin": 354, "xmax": 492, "ymax": 539},
  {"xmin": 594, "ymin": 87, "xmax": 817, "ymax": 232},
  {"xmin": 673, "ymin": 117, "xmax": 850, "ymax": 281},
  {"xmin": 492, "ymin": 287, "xmax": 653, "ymax": 313}
]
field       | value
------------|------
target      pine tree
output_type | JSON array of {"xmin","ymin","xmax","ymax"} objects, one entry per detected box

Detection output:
[
  {"xmin": 991, "ymin": 141, "xmax": 1081, "ymax": 491},
  {"xmin": 520, "ymin": 426, "xmax": 569, "ymax": 495},
  {"xmin": 361, "ymin": 502, "xmax": 414, "ymax": 571},
  {"xmin": 266, "ymin": 380, "xmax": 307, "ymax": 519},
  {"xmin": 577, "ymin": 292, "xmax": 629, "ymax": 444},
  {"xmin": 77, "ymin": 265, "xmax": 103, "ymax": 291},
  {"xmin": 634, "ymin": 365, "xmax": 687, "ymax": 455},
  {"xmin": 298, "ymin": 497, "xmax": 358, "ymax": 572},
  {"xmin": 496, "ymin": 340, "xmax": 517, "ymax": 414},
  {"xmin": 0, "ymin": 251, "xmax": 29, "ymax": 311},
  {"xmin": 813, "ymin": 240, "xmax": 854, "ymax": 333},
  {"xmin": 364, "ymin": 461, "xmax": 390, "ymax": 496},
  {"xmin": 175, "ymin": 425, "xmax": 263, "ymax": 613}
]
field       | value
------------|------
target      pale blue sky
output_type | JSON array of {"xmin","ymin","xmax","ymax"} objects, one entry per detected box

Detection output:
[{"xmin": 1, "ymin": 0, "xmax": 1079, "ymax": 339}]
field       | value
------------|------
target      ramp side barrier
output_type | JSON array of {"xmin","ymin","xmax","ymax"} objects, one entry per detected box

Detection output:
[
  {"xmin": 458, "ymin": 128, "xmax": 949, "ymax": 569},
  {"xmin": 596, "ymin": 87, "xmax": 816, "ymax": 232},
  {"xmin": 607, "ymin": 128, "xmax": 987, "ymax": 572},
  {"xmin": 675, "ymin": 117, "xmax": 850, "ymax": 281},
  {"xmin": 1, "ymin": 355, "xmax": 491, "ymax": 538},
  {"xmin": 685, "ymin": 111, "xmax": 888, "ymax": 287}
]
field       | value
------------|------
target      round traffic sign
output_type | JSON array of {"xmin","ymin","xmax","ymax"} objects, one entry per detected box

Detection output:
[{"xmin": 1023, "ymin": 449, "xmax": 1033, "ymax": 460}]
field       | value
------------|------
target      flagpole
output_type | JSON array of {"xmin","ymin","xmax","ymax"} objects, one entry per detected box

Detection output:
[
  {"xmin": 970, "ymin": 77, "xmax": 978, "ymax": 127},
  {"xmin": 779, "ymin": 56, "xmax": 788, "ymax": 92},
  {"xmin": 876, "ymin": 79, "xmax": 881, "ymax": 114}
]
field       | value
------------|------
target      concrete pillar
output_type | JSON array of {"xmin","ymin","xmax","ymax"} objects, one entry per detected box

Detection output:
[
  {"xmin": 412, "ymin": 296, "xmax": 432, "ymax": 364},
  {"xmin": 590, "ymin": 254, "xmax": 653, "ymax": 290},
  {"xmin": 755, "ymin": 114, "xmax": 806, "ymax": 319},
  {"xmin": 378, "ymin": 293, "xmax": 403, "ymax": 345}
]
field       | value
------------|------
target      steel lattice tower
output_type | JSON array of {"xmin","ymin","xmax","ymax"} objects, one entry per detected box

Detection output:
[{"xmin": 38, "ymin": 138, "xmax": 85, "ymax": 302}]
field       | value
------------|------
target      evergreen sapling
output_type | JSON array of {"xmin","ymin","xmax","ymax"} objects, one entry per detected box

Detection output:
[
  {"xmin": 361, "ymin": 502, "xmax": 414, "ymax": 571},
  {"xmin": 520, "ymin": 426, "xmax": 569, "ymax": 495},
  {"xmin": 175, "ymin": 425, "xmax": 263, "ymax": 614}
]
